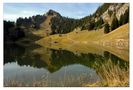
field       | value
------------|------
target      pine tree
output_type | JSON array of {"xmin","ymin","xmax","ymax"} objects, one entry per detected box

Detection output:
[
  {"xmin": 119, "ymin": 14, "xmax": 124, "ymax": 26},
  {"xmin": 95, "ymin": 17, "xmax": 104, "ymax": 29},
  {"xmin": 104, "ymin": 23, "xmax": 110, "ymax": 34},
  {"xmin": 123, "ymin": 8, "xmax": 129, "ymax": 24},
  {"xmin": 108, "ymin": 10, "xmax": 113, "ymax": 17},
  {"xmin": 119, "ymin": 8, "xmax": 129, "ymax": 26},
  {"xmin": 111, "ymin": 15, "xmax": 119, "ymax": 31}
]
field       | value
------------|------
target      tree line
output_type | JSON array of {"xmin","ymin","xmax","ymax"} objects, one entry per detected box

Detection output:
[
  {"xmin": 50, "ymin": 16, "xmax": 80, "ymax": 34},
  {"xmin": 16, "ymin": 15, "xmax": 46, "ymax": 29},
  {"xmin": 4, "ymin": 15, "xmax": 46, "ymax": 42},
  {"xmin": 4, "ymin": 21, "xmax": 25, "ymax": 42}
]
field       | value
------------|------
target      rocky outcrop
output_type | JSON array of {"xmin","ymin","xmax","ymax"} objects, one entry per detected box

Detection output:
[
  {"xmin": 45, "ymin": 9, "xmax": 61, "ymax": 17},
  {"xmin": 101, "ymin": 3, "xmax": 129, "ymax": 24}
]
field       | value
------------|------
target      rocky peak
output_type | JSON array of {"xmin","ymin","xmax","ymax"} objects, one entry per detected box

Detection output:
[{"xmin": 46, "ymin": 9, "xmax": 61, "ymax": 17}]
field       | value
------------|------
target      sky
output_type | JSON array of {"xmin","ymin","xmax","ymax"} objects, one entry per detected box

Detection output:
[{"xmin": 4, "ymin": 3, "xmax": 102, "ymax": 21}]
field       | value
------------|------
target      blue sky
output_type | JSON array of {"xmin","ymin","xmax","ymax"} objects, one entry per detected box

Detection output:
[{"xmin": 4, "ymin": 3, "xmax": 102, "ymax": 21}]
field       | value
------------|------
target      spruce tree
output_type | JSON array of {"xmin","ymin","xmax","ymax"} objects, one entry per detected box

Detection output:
[
  {"xmin": 118, "ymin": 8, "xmax": 129, "ymax": 26},
  {"xmin": 119, "ymin": 14, "xmax": 124, "ymax": 26},
  {"xmin": 111, "ymin": 15, "xmax": 119, "ymax": 31},
  {"xmin": 104, "ymin": 23, "xmax": 110, "ymax": 34},
  {"xmin": 123, "ymin": 8, "xmax": 129, "ymax": 24}
]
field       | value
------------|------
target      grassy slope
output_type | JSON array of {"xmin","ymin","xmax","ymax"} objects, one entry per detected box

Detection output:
[
  {"xmin": 36, "ymin": 28, "xmax": 104, "ymax": 48},
  {"xmin": 35, "ymin": 23, "xmax": 129, "ymax": 61},
  {"xmin": 32, "ymin": 16, "xmax": 52, "ymax": 37},
  {"xmin": 37, "ymin": 23, "xmax": 128, "ymax": 45},
  {"xmin": 98, "ymin": 23, "xmax": 129, "ymax": 49}
]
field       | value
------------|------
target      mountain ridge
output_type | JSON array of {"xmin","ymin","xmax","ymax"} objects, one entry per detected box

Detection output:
[{"xmin": 14, "ymin": 3, "xmax": 129, "ymax": 35}]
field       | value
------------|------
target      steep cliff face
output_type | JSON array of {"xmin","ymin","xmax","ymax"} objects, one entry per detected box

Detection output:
[{"xmin": 101, "ymin": 3, "xmax": 129, "ymax": 24}]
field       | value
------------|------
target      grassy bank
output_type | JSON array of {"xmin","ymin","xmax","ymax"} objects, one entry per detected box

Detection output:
[{"xmin": 83, "ymin": 59, "xmax": 129, "ymax": 87}]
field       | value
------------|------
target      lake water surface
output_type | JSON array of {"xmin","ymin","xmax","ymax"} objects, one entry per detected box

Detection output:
[{"xmin": 4, "ymin": 44, "xmax": 129, "ymax": 86}]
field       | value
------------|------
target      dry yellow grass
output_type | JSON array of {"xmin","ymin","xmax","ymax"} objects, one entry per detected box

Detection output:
[
  {"xmin": 36, "ymin": 23, "xmax": 128, "ymax": 47},
  {"xmin": 35, "ymin": 23, "xmax": 129, "ymax": 60},
  {"xmin": 4, "ymin": 80, "xmax": 48, "ymax": 87},
  {"xmin": 35, "ymin": 23, "xmax": 129, "ymax": 61},
  {"xmin": 84, "ymin": 59, "xmax": 129, "ymax": 87},
  {"xmin": 98, "ymin": 23, "xmax": 129, "ymax": 50},
  {"xmin": 32, "ymin": 16, "xmax": 53, "ymax": 37},
  {"xmin": 36, "ymin": 28, "xmax": 104, "ymax": 45},
  {"xmin": 98, "ymin": 60, "xmax": 129, "ymax": 86},
  {"xmin": 100, "ymin": 23, "xmax": 129, "ymax": 41}
]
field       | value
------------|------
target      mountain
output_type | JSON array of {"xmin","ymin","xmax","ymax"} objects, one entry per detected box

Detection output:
[
  {"xmin": 33, "ymin": 10, "xmax": 59, "ymax": 37},
  {"xmin": 45, "ymin": 9, "xmax": 61, "ymax": 16},
  {"xmin": 42, "ymin": 9, "xmax": 79, "ymax": 35},
  {"xmin": 35, "ymin": 3, "xmax": 129, "ymax": 50},
  {"xmin": 4, "ymin": 3, "xmax": 129, "ymax": 45},
  {"xmin": 14, "ymin": 3, "xmax": 129, "ymax": 35},
  {"xmin": 79, "ymin": 3, "xmax": 129, "ymax": 30}
]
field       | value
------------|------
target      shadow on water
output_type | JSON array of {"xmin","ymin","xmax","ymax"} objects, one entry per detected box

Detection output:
[{"xmin": 4, "ymin": 43, "xmax": 47, "ymax": 68}]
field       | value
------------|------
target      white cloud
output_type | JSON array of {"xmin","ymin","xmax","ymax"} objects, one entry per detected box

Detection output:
[
  {"xmin": 4, "ymin": 10, "xmax": 40, "ymax": 21},
  {"xmin": 20, "ymin": 11, "xmax": 39, "ymax": 15},
  {"xmin": 4, "ymin": 14, "xmax": 19, "ymax": 21}
]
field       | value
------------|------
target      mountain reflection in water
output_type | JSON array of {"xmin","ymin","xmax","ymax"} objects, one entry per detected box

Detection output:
[{"xmin": 4, "ymin": 44, "xmax": 129, "ymax": 86}]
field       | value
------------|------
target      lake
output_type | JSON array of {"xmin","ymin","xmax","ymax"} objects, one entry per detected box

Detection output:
[{"xmin": 4, "ymin": 43, "xmax": 129, "ymax": 87}]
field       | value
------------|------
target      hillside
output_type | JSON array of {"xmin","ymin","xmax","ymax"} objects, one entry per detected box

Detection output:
[
  {"xmin": 32, "ymin": 16, "xmax": 53, "ymax": 37},
  {"xmin": 32, "ymin": 3, "xmax": 129, "ymax": 36},
  {"xmin": 32, "ymin": 9, "xmax": 62, "ymax": 37},
  {"xmin": 35, "ymin": 23, "xmax": 129, "ymax": 61},
  {"xmin": 36, "ymin": 23, "xmax": 128, "ymax": 46},
  {"xmin": 98, "ymin": 23, "xmax": 129, "ymax": 49}
]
